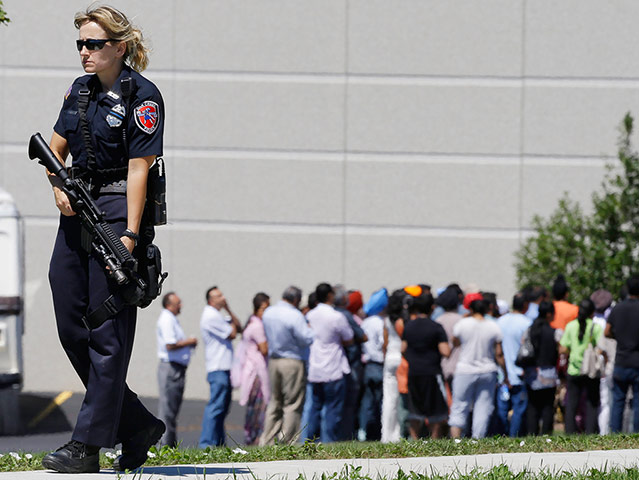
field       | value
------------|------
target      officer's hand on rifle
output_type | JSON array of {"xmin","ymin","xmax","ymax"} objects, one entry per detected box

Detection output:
[
  {"xmin": 52, "ymin": 185, "xmax": 76, "ymax": 217},
  {"xmin": 45, "ymin": 133, "xmax": 76, "ymax": 217},
  {"xmin": 120, "ymin": 235, "xmax": 135, "ymax": 254},
  {"xmin": 47, "ymin": 170, "xmax": 75, "ymax": 217}
]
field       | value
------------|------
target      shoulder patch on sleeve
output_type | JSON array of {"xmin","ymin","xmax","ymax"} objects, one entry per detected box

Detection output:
[
  {"xmin": 64, "ymin": 85, "xmax": 72, "ymax": 100},
  {"xmin": 134, "ymin": 101, "xmax": 159, "ymax": 134}
]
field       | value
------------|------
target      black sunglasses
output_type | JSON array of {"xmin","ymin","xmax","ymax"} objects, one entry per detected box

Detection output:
[{"xmin": 76, "ymin": 38, "xmax": 116, "ymax": 52}]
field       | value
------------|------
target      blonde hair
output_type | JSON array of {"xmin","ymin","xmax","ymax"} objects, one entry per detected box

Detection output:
[{"xmin": 74, "ymin": 5, "xmax": 149, "ymax": 72}]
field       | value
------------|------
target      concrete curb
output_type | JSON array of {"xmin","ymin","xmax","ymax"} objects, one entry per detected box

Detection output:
[{"xmin": 2, "ymin": 449, "xmax": 639, "ymax": 479}]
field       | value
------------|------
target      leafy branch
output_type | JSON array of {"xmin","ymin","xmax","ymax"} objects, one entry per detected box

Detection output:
[{"xmin": 0, "ymin": 1, "xmax": 9, "ymax": 25}]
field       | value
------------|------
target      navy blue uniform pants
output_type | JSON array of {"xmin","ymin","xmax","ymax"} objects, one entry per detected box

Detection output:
[{"xmin": 49, "ymin": 195, "xmax": 156, "ymax": 448}]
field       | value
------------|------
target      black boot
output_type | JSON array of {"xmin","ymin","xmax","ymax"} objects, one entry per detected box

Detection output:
[
  {"xmin": 113, "ymin": 419, "xmax": 165, "ymax": 471},
  {"xmin": 42, "ymin": 440, "xmax": 100, "ymax": 473}
]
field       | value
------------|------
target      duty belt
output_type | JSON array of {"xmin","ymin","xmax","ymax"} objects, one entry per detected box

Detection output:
[
  {"xmin": 67, "ymin": 167, "xmax": 127, "ymax": 194},
  {"xmin": 99, "ymin": 179, "xmax": 127, "ymax": 194}
]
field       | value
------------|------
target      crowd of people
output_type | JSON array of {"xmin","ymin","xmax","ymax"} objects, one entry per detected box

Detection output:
[{"xmin": 156, "ymin": 274, "xmax": 639, "ymax": 447}]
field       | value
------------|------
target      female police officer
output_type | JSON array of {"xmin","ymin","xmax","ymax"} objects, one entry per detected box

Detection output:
[{"xmin": 41, "ymin": 6, "xmax": 165, "ymax": 474}]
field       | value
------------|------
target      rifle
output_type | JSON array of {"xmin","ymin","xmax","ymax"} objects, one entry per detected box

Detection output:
[{"xmin": 28, "ymin": 132, "xmax": 145, "ymax": 301}]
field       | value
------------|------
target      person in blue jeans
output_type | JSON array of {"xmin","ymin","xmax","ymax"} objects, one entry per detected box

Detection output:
[
  {"xmin": 305, "ymin": 283, "xmax": 354, "ymax": 442},
  {"xmin": 307, "ymin": 377, "xmax": 347, "ymax": 442},
  {"xmin": 359, "ymin": 307, "xmax": 386, "ymax": 441},
  {"xmin": 334, "ymin": 286, "xmax": 367, "ymax": 440},
  {"xmin": 200, "ymin": 371, "xmax": 232, "ymax": 446},
  {"xmin": 198, "ymin": 287, "xmax": 243, "ymax": 447},
  {"xmin": 358, "ymin": 361, "xmax": 384, "ymax": 440},
  {"xmin": 605, "ymin": 275, "xmax": 639, "ymax": 433},
  {"xmin": 496, "ymin": 293, "xmax": 532, "ymax": 436}
]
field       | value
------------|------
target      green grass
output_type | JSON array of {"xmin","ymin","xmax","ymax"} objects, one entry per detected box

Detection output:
[
  {"xmin": 141, "ymin": 434, "xmax": 639, "ymax": 466},
  {"xmin": 306, "ymin": 465, "xmax": 639, "ymax": 480},
  {"xmin": 3, "ymin": 434, "xmax": 639, "ymax": 474}
]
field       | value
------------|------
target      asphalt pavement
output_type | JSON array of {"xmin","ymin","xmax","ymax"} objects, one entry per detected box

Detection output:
[
  {"xmin": 0, "ymin": 391, "xmax": 246, "ymax": 454},
  {"xmin": 2, "ymin": 449, "xmax": 639, "ymax": 479}
]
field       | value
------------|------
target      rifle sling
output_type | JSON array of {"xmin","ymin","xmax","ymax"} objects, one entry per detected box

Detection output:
[
  {"xmin": 77, "ymin": 88, "xmax": 98, "ymax": 173},
  {"xmin": 82, "ymin": 294, "xmax": 126, "ymax": 330},
  {"xmin": 77, "ymin": 76, "xmax": 134, "ymax": 179}
]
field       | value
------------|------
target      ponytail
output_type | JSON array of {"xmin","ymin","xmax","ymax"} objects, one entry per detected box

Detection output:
[
  {"xmin": 577, "ymin": 315, "xmax": 587, "ymax": 342},
  {"xmin": 577, "ymin": 298, "xmax": 595, "ymax": 342},
  {"xmin": 124, "ymin": 27, "xmax": 149, "ymax": 72}
]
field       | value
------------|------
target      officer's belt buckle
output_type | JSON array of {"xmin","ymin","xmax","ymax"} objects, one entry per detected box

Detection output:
[{"xmin": 99, "ymin": 179, "xmax": 127, "ymax": 194}]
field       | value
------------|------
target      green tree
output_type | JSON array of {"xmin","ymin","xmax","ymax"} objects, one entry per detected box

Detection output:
[
  {"xmin": 515, "ymin": 113, "xmax": 639, "ymax": 300},
  {"xmin": 0, "ymin": 1, "xmax": 10, "ymax": 25},
  {"xmin": 515, "ymin": 196, "xmax": 593, "ymax": 300}
]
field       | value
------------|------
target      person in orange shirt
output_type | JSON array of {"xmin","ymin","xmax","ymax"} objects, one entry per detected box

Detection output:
[
  {"xmin": 550, "ymin": 274, "xmax": 579, "ymax": 331},
  {"xmin": 395, "ymin": 328, "xmax": 410, "ymax": 438}
]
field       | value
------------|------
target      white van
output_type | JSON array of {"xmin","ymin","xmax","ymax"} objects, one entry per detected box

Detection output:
[{"xmin": 0, "ymin": 187, "xmax": 24, "ymax": 434}]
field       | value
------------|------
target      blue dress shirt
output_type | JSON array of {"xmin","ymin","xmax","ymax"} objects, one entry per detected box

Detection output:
[{"xmin": 263, "ymin": 300, "xmax": 314, "ymax": 360}]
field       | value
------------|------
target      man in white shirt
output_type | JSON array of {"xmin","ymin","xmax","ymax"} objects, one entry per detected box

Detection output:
[
  {"xmin": 306, "ymin": 283, "xmax": 353, "ymax": 443},
  {"xmin": 157, "ymin": 292, "xmax": 197, "ymax": 447},
  {"xmin": 198, "ymin": 286, "xmax": 242, "ymax": 447}
]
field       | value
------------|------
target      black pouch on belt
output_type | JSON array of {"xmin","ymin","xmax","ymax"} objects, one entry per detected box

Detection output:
[
  {"xmin": 137, "ymin": 243, "xmax": 168, "ymax": 308},
  {"xmin": 146, "ymin": 158, "xmax": 167, "ymax": 226}
]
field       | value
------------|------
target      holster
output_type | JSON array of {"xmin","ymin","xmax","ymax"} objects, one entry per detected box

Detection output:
[{"xmin": 147, "ymin": 158, "xmax": 167, "ymax": 226}]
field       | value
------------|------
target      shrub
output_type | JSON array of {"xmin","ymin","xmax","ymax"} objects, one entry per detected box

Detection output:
[{"xmin": 515, "ymin": 113, "xmax": 639, "ymax": 300}]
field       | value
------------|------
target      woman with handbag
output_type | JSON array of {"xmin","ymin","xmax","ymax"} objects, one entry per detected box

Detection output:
[
  {"xmin": 523, "ymin": 301, "xmax": 561, "ymax": 435},
  {"xmin": 559, "ymin": 298, "xmax": 603, "ymax": 434}
]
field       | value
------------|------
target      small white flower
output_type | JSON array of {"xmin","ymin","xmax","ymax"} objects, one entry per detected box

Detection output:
[
  {"xmin": 116, "ymin": 449, "xmax": 122, "ymax": 455},
  {"xmin": 546, "ymin": 438, "xmax": 552, "ymax": 443},
  {"xmin": 519, "ymin": 441, "xmax": 525, "ymax": 447},
  {"xmin": 105, "ymin": 452, "xmax": 116, "ymax": 459},
  {"xmin": 232, "ymin": 448, "xmax": 248, "ymax": 455},
  {"xmin": 9, "ymin": 452, "xmax": 20, "ymax": 460},
  {"xmin": 147, "ymin": 452, "xmax": 156, "ymax": 458},
  {"xmin": 0, "ymin": 454, "xmax": 4, "ymax": 458},
  {"xmin": 25, "ymin": 454, "xmax": 32, "ymax": 460},
  {"xmin": 454, "ymin": 439, "xmax": 462, "ymax": 444},
  {"xmin": 471, "ymin": 440, "xmax": 478, "ymax": 445}
]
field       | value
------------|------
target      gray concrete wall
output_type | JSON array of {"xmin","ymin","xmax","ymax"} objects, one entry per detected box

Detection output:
[{"xmin": 0, "ymin": 0, "xmax": 636, "ymax": 400}]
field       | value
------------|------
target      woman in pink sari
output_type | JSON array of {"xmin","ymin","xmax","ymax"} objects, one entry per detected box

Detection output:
[{"xmin": 236, "ymin": 292, "xmax": 270, "ymax": 444}]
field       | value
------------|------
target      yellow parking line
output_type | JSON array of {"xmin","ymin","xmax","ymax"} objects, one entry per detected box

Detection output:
[{"xmin": 27, "ymin": 390, "xmax": 73, "ymax": 429}]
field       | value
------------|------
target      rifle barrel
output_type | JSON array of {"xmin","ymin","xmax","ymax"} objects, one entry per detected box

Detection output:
[{"xmin": 28, "ymin": 133, "xmax": 69, "ymax": 181}]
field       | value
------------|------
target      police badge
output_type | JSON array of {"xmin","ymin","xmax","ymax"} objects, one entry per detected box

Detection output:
[{"xmin": 106, "ymin": 104, "xmax": 126, "ymax": 128}]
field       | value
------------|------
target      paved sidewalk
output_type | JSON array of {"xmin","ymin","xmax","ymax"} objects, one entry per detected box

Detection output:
[{"xmin": 2, "ymin": 449, "xmax": 639, "ymax": 479}]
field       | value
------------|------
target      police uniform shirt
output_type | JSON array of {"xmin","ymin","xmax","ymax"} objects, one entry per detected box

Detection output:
[{"xmin": 53, "ymin": 64, "xmax": 164, "ymax": 173}]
